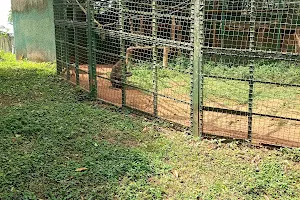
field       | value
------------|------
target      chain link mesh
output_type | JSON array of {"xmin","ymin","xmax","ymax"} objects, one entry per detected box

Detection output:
[{"xmin": 53, "ymin": 0, "xmax": 300, "ymax": 147}]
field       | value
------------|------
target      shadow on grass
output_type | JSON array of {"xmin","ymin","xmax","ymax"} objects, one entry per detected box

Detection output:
[{"xmin": 0, "ymin": 67, "xmax": 80, "ymax": 105}]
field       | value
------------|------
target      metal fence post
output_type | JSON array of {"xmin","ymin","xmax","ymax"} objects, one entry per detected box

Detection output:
[
  {"xmin": 64, "ymin": 1, "xmax": 70, "ymax": 80},
  {"xmin": 87, "ymin": 0, "xmax": 97, "ymax": 99},
  {"xmin": 152, "ymin": 0, "xmax": 158, "ymax": 117},
  {"xmin": 221, "ymin": 0, "xmax": 225, "ymax": 48},
  {"xmin": 55, "ymin": 31, "xmax": 63, "ymax": 75},
  {"xmin": 119, "ymin": 0, "xmax": 127, "ymax": 107},
  {"xmin": 276, "ymin": 0, "xmax": 283, "ymax": 51},
  {"xmin": 192, "ymin": 0, "xmax": 205, "ymax": 137},
  {"xmin": 73, "ymin": 5, "xmax": 80, "ymax": 86},
  {"xmin": 54, "ymin": 0, "xmax": 64, "ymax": 76},
  {"xmin": 248, "ymin": 0, "xmax": 256, "ymax": 141}
]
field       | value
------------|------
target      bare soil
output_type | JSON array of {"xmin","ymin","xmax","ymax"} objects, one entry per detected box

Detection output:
[{"xmin": 63, "ymin": 65, "xmax": 300, "ymax": 148}]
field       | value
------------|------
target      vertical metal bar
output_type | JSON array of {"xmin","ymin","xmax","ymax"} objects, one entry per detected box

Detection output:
[
  {"xmin": 192, "ymin": 0, "xmax": 204, "ymax": 137},
  {"xmin": 59, "ymin": 0, "xmax": 65, "ymax": 75},
  {"xmin": 56, "ymin": 36, "xmax": 63, "ymax": 75},
  {"xmin": 53, "ymin": 0, "xmax": 62, "ymax": 75},
  {"xmin": 93, "ymin": 26, "xmax": 97, "ymax": 92},
  {"xmin": 73, "ymin": 5, "xmax": 79, "ymax": 85},
  {"xmin": 199, "ymin": 0, "xmax": 205, "ymax": 137},
  {"xmin": 248, "ymin": 0, "xmax": 256, "ymax": 140},
  {"xmin": 87, "ymin": 0, "xmax": 97, "ymax": 98},
  {"xmin": 64, "ymin": 2, "xmax": 70, "ymax": 80},
  {"xmin": 190, "ymin": 1, "xmax": 195, "ymax": 133},
  {"xmin": 59, "ymin": 36, "xmax": 64, "ymax": 75},
  {"xmin": 119, "ymin": 0, "xmax": 126, "ymax": 107},
  {"xmin": 221, "ymin": 0, "xmax": 225, "ymax": 48},
  {"xmin": 152, "ymin": 0, "xmax": 158, "ymax": 117},
  {"xmin": 277, "ymin": 0, "xmax": 283, "ymax": 51},
  {"xmin": 213, "ymin": 0, "xmax": 218, "ymax": 47},
  {"xmin": 92, "ymin": 1, "xmax": 97, "ymax": 97}
]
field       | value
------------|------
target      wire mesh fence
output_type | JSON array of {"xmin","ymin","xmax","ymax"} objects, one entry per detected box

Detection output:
[{"xmin": 53, "ymin": 0, "xmax": 300, "ymax": 147}]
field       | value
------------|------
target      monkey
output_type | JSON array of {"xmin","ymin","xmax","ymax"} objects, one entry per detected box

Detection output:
[
  {"xmin": 61, "ymin": 57, "xmax": 76, "ymax": 77},
  {"xmin": 110, "ymin": 60, "xmax": 132, "ymax": 89}
]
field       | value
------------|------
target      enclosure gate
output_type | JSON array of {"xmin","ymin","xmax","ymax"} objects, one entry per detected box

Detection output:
[{"xmin": 53, "ymin": 0, "xmax": 300, "ymax": 147}]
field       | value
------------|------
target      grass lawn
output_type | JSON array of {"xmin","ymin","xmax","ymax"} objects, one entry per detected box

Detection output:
[
  {"xmin": 1, "ymin": 51, "xmax": 300, "ymax": 199},
  {"xmin": 128, "ymin": 57, "xmax": 300, "ymax": 107}
]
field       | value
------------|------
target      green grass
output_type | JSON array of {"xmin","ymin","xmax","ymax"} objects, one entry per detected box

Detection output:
[
  {"xmin": 128, "ymin": 57, "xmax": 300, "ymax": 108},
  {"xmin": 1, "ymin": 51, "xmax": 300, "ymax": 199}
]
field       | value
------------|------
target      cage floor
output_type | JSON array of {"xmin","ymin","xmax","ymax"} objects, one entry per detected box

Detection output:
[{"xmin": 63, "ymin": 65, "xmax": 300, "ymax": 148}]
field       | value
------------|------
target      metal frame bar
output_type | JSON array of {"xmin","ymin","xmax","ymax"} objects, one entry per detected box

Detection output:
[
  {"xmin": 73, "ymin": 4, "xmax": 80, "ymax": 86},
  {"xmin": 119, "ymin": 0, "xmax": 127, "ymax": 107},
  {"xmin": 152, "ymin": 0, "xmax": 158, "ymax": 117},
  {"xmin": 64, "ymin": 1, "xmax": 70, "ymax": 80},
  {"xmin": 192, "ymin": 0, "xmax": 205, "ymax": 137},
  {"xmin": 247, "ymin": 0, "xmax": 256, "ymax": 140},
  {"xmin": 87, "ymin": 0, "xmax": 97, "ymax": 98}
]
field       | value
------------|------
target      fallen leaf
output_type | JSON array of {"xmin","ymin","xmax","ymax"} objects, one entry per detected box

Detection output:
[
  {"xmin": 172, "ymin": 170, "xmax": 179, "ymax": 178},
  {"xmin": 264, "ymin": 195, "xmax": 270, "ymax": 200},
  {"xmin": 75, "ymin": 167, "xmax": 88, "ymax": 172}
]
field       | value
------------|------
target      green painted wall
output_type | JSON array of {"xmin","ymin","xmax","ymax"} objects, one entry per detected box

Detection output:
[{"xmin": 12, "ymin": 0, "xmax": 56, "ymax": 62}]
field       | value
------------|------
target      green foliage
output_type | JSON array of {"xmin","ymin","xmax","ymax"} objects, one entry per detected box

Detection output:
[
  {"xmin": 0, "ymin": 27, "xmax": 10, "ymax": 37},
  {"xmin": 245, "ymin": 161, "xmax": 296, "ymax": 198},
  {"xmin": 8, "ymin": 10, "xmax": 13, "ymax": 25},
  {"xmin": 200, "ymin": 158, "xmax": 300, "ymax": 200}
]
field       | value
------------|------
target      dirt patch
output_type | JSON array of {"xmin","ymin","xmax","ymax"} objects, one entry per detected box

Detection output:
[
  {"xmin": 93, "ymin": 130, "xmax": 140, "ymax": 148},
  {"xmin": 0, "ymin": 95, "xmax": 18, "ymax": 107},
  {"xmin": 63, "ymin": 65, "xmax": 300, "ymax": 148}
]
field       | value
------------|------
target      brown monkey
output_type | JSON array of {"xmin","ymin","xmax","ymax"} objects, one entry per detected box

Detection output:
[{"xmin": 110, "ymin": 60, "xmax": 132, "ymax": 89}]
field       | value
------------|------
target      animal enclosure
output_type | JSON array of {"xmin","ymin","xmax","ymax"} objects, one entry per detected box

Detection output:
[{"xmin": 53, "ymin": 0, "xmax": 300, "ymax": 147}]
